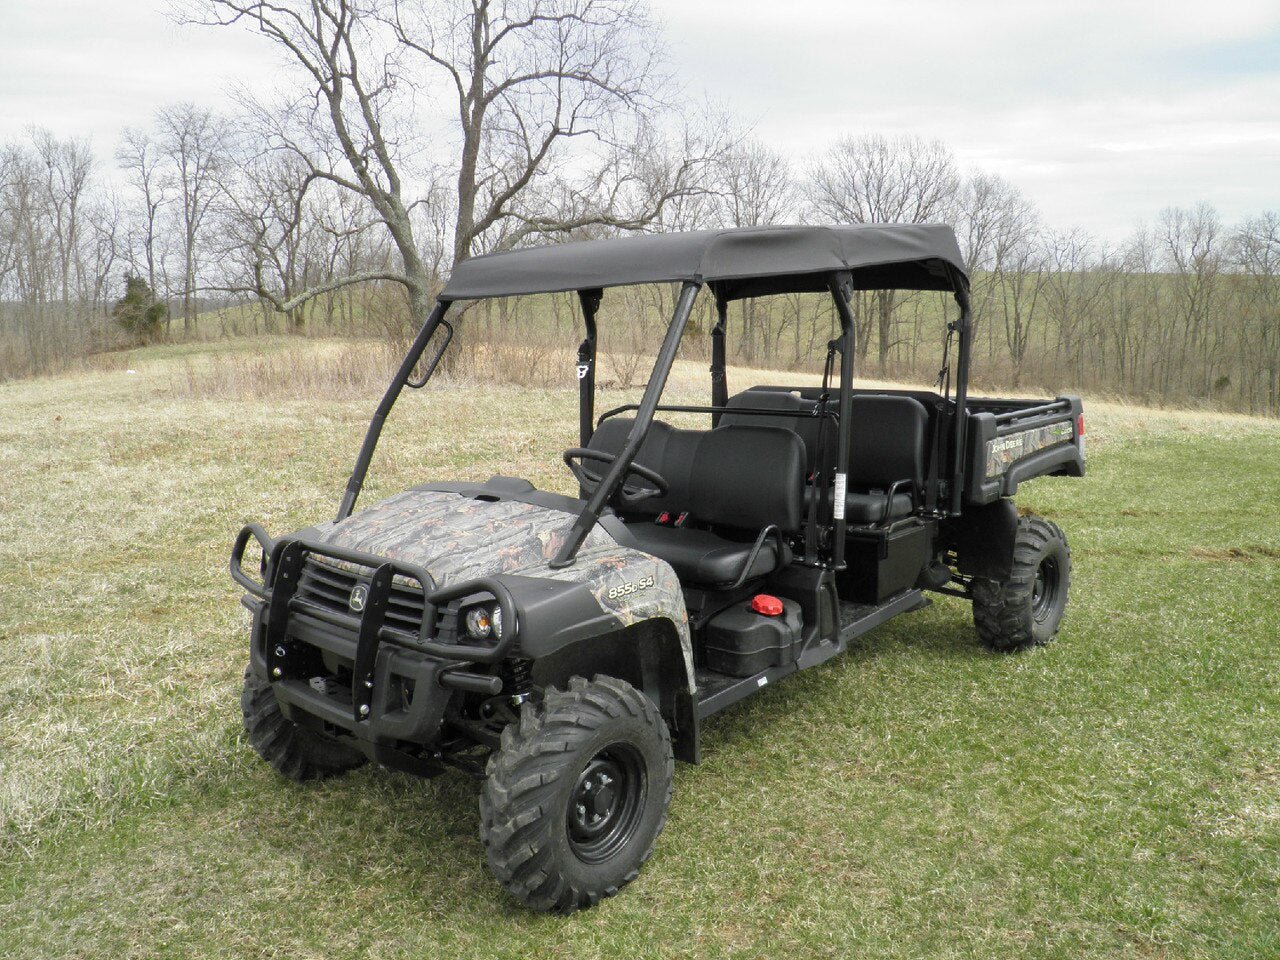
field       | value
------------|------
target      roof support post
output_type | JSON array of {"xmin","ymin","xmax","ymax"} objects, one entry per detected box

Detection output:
[
  {"xmin": 827, "ymin": 273, "xmax": 857, "ymax": 569},
  {"xmin": 577, "ymin": 289, "xmax": 602, "ymax": 449},
  {"xmin": 335, "ymin": 299, "xmax": 451, "ymax": 522},
  {"xmin": 949, "ymin": 272, "xmax": 973, "ymax": 514},
  {"xmin": 710, "ymin": 293, "xmax": 728, "ymax": 427},
  {"xmin": 551, "ymin": 281, "xmax": 702, "ymax": 568}
]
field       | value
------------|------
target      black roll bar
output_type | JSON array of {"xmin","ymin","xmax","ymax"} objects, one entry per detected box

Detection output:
[
  {"xmin": 948, "ymin": 269, "xmax": 973, "ymax": 515},
  {"xmin": 551, "ymin": 280, "xmax": 702, "ymax": 568},
  {"xmin": 336, "ymin": 299, "xmax": 452, "ymax": 522},
  {"xmin": 827, "ymin": 273, "xmax": 857, "ymax": 569},
  {"xmin": 577, "ymin": 288, "xmax": 601, "ymax": 448},
  {"xmin": 594, "ymin": 401, "xmax": 840, "ymax": 425},
  {"xmin": 710, "ymin": 294, "xmax": 728, "ymax": 426}
]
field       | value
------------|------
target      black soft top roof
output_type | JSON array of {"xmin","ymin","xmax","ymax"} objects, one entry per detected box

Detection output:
[{"xmin": 440, "ymin": 223, "xmax": 967, "ymax": 301}]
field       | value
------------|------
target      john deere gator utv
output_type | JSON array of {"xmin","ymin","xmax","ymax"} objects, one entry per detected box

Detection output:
[{"xmin": 230, "ymin": 224, "xmax": 1084, "ymax": 912}]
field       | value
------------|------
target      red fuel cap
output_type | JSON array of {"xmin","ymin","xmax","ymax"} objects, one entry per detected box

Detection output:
[{"xmin": 750, "ymin": 594, "xmax": 784, "ymax": 617}]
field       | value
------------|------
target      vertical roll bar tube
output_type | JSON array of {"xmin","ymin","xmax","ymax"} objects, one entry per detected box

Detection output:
[
  {"xmin": 335, "ymin": 299, "xmax": 452, "ymax": 522},
  {"xmin": 577, "ymin": 289, "xmax": 602, "ymax": 448},
  {"xmin": 949, "ymin": 271, "xmax": 973, "ymax": 514},
  {"xmin": 827, "ymin": 273, "xmax": 857, "ymax": 569},
  {"xmin": 710, "ymin": 293, "xmax": 728, "ymax": 426},
  {"xmin": 551, "ymin": 281, "xmax": 702, "ymax": 568}
]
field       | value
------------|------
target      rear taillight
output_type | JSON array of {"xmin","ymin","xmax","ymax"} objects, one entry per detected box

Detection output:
[{"xmin": 1076, "ymin": 413, "xmax": 1085, "ymax": 437}]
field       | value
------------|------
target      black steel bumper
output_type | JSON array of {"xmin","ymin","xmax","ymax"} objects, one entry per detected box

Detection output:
[{"xmin": 233, "ymin": 524, "xmax": 516, "ymax": 771}]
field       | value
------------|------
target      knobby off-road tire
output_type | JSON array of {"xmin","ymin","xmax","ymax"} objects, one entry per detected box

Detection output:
[
  {"xmin": 972, "ymin": 514, "xmax": 1071, "ymax": 652},
  {"xmin": 240, "ymin": 667, "xmax": 366, "ymax": 782},
  {"xmin": 480, "ymin": 675, "xmax": 674, "ymax": 913}
]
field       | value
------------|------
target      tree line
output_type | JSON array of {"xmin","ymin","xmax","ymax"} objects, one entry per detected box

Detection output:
[{"xmin": 1, "ymin": 0, "xmax": 1277, "ymax": 416}]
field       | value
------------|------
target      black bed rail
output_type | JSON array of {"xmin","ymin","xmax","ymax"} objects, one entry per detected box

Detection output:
[
  {"xmin": 990, "ymin": 398, "xmax": 1072, "ymax": 426},
  {"xmin": 232, "ymin": 524, "xmax": 518, "ymax": 722},
  {"xmin": 992, "ymin": 401, "xmax": 1074, "ymax": 438}
]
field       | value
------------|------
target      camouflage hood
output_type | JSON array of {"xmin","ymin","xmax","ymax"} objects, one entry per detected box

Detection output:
[{"xmin": 308, "ymin": 485, "xmax": 694, "ymax": 689}]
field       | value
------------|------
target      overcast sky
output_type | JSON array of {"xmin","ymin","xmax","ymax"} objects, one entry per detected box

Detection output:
[{"xmin": 2, "ymin": 0, "xmax": 1278, "ymax": 242}]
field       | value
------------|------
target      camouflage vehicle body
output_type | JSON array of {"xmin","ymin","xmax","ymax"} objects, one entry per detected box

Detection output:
[{"xmin": 306, "ymin": 483, "xmax": 696, "ymax": 688}]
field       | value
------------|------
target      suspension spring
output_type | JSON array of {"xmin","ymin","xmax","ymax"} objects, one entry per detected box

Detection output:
[{"xmin": 508, "ymin": 658, "xmax": 533, "ymax": 705}]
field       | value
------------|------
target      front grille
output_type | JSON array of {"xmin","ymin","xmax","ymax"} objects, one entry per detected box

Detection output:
[{"xmin": 295, "ymin": 557, "xmax": 428, "ymax": 634}]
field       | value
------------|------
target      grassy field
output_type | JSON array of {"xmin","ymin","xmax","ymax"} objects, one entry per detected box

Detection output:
[{"xmin": 1, "ymin": 336, "xmax": 1278, "ymax": 959}]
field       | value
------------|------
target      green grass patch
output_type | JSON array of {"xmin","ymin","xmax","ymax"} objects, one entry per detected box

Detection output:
[{"xmin": 1, "ymin": 340, "xmax": 1277, "ymax": 958}]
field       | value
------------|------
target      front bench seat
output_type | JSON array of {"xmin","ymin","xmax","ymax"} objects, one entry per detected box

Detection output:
[
  {"xmin": 620, "ymin": 525, "xmax": 787, "ymax": 585},
  {"xmin": 586, "ymin": 420, "xmax": 805, "ymax": 588}
]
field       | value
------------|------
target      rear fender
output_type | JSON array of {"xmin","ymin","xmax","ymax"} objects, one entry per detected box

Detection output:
[{"xmin": 941, "ymin": 498, "xmax": 1019, "ymax": 582}]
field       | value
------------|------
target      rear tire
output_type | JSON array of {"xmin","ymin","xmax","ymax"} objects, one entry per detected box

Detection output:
[
  {"xmin": 240, "ymin": 667, "xmax": 366, "ymax": 781},
  {"xmin": 480, "ymin": 675, "xmax": 674, "ymax": 913},
  {"xmin": 972, "ymin": 514, "xmax": 1071, "ymax": 652}
]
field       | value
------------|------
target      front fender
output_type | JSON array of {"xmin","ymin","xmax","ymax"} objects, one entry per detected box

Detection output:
[{"xmin": 496, "ymin": 574, "xmax": 693, "ymax": 690}]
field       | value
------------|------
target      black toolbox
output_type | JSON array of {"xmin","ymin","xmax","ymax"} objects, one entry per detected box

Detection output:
[{"xmin": 839, "ymin": 521, "xmax": 933, "ymax": 603}]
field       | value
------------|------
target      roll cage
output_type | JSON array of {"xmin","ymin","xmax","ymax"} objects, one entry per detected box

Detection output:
[{"xmin": 334, "ymin": 224, "xmax": 974, "ymax": 573}]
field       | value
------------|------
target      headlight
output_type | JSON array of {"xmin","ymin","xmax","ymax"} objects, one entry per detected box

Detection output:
[{"xmin": 463, "ymin": 602, "xmax": 503, "ymax": 641}]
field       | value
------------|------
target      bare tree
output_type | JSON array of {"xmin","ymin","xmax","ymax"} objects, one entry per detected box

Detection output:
[
  {"xmin": 1160, "ymin": 203, "xmax": 1223, "ymax": 397},
  {"xmin": 716, "ymin": 139, "xmax": 793, "ymax": 359},
  {"xmin": 805, "ymin": 133, "xmax": 960, "ymax": 371},
  {"xmin": 958, "ymin": 171, "xmax": 1038, "ymax": 362},
  {"xmin": 1232, "ymin": 211, "xmax": 1280, "ymax": 414},
  {"xmin": 995, "ymin": 235, "xmax": 1049, "ymax": 385},
  {"xmin": 157, "ymin": 103, "xmax": 232, "ymax": 332},
  {"xmin": 189, "ymin": 0, "xmax": 720, "ymax": 333},
  {"xmin": 116, "ymin": 127, "xmax": 170, "ymax": 320},
  {"xmin": 33, "ymin": 131, "xmax": 94, "ymax": 334},
  {"xmin": 391, "ymin": 0, "xmax": 682, "ymax": 259}
]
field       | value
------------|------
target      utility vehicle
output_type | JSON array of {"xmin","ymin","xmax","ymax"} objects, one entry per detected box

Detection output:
[{"xmin": 230, "ymin": 224, "xmax": 1084, "ymax": 912}]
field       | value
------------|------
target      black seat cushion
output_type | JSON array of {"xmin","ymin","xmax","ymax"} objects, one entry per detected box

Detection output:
[
  {"xmin": 844, "ymin": 491, "xmax": 914, "ymax": 524},
  {"xmin": 805, "ymin": 487, "xmax": 914, "ymax": 524},
  {"xmin": 621, "ymin": 523, "xmax": 791, "ymax": 587}
]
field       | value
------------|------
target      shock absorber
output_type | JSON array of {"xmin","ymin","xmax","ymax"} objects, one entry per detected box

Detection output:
[{"xmin": 507, "ymin": 657, "xmax": 533, "ymax": 706}]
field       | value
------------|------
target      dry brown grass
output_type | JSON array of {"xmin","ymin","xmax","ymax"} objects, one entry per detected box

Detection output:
[
  {"xmin": 169, "ymin": 331, "xmax": 579, "ymax": 399},
  {"xmin": 2, "ymin": 332, "xmax": 1279, "ymax": 959}
]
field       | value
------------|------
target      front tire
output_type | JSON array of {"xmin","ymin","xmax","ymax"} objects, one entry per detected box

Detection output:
[
  {"xmin": 240, "ymin": 667, "xmax": 366, "ymax": 781},
  {"xmin": 480, "ymin": 675, "xmax": 674, "ymax": 913},
  {"xmin": 972, "ymin": 514, "xmax": 1071, "ymax": 651}
]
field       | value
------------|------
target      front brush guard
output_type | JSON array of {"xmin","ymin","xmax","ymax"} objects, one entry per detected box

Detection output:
[{"xmin": 231, "ymin": 523, "xmax": 518, "ymax": 725}]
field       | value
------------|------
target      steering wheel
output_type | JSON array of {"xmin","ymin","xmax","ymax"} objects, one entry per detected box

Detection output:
[{"xmin": 563, "ymin": 448, "xmax": 669, "ymax": 506}]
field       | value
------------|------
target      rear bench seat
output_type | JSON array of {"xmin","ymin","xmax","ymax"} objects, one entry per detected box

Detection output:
[
  {"xmin": 722, "ymin": 388, "xmax": 929, "ymax": 525},
  {"xmin": 587, "ymin": 418, "xmax": 805, "ymax": 588}
]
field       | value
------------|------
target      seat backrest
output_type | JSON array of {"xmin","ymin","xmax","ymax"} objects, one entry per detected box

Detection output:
[
  {"xmin": 586, "ymin": 417, "xmax": 700, "ymax": 517},
  {"xmin": 689, "ymin": 424, "xmax": 805, "ymax": 532},
  {"xmin": 721, "ymin": 389, "xmax": 833, "ymax": 478},
  {"xmin": 847, "ymin": 395, "xmax": 929, "ymax": 490},
  {"xmin": 587, "ymin": 418, "xmax": 805, "ymax": 532}
]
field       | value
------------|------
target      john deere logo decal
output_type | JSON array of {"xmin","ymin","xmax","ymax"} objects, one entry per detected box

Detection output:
[{"xmin": 349, "ymin": 584, "xmax": 368, "ymax": 612}]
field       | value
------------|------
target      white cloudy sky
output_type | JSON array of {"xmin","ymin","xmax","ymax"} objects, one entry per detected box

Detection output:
[{"xmin": 3, "ymin": 0, "xmax": 1278, "ymax": 241}]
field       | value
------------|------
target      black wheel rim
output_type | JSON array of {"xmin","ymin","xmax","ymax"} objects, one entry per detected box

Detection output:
[
  {"xmin": 566, "ymin": 743, "xmax": 647, "ymax": 864},
  {"xmin": 1032, "ymin": 556, "xmax": 1061, "ymax": 622}
]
